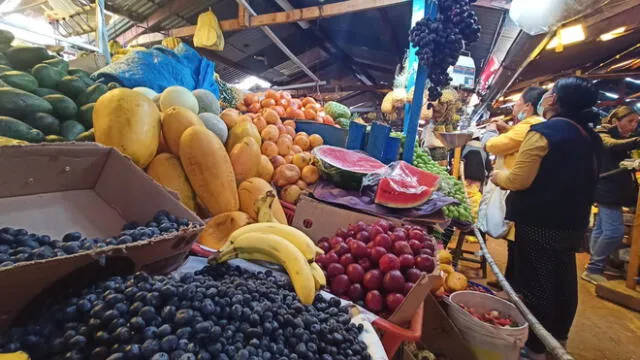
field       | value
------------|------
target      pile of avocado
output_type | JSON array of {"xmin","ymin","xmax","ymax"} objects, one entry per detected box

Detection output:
[{"xmin": 0, "ymin": 29, "xmax": 118, "ymax": 144}]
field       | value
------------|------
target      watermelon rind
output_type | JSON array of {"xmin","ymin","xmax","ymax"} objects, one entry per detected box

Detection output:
[{"xmin": 313, "ymin": 145, "xmax": 387, "ymax": 190}]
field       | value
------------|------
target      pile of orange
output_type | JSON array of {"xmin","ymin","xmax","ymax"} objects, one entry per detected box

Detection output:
[{"xmin": 237, "ymin": 90, "xmax": 336, "ymax": 126}]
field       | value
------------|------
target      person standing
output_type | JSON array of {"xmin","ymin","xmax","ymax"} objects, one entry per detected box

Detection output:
[
  {"xmin": 482, "ymin": 86, "xmax": 547, "ymax": 287},
  {"xmin": 490, "ymin": 77, "xmax": 602, "ymax": 358},
  {"xmin": 582, "ymin": 106, "xmax": 640, "ymax": 284}
]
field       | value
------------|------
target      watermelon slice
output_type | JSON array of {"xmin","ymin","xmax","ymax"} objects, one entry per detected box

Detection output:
[
  {"xmin": 313, "ymin": 145, "xmax": 388, "ymax": 189},
  {"xmin": 375, "ymin": 161, "xmax": 441, "ymax": 208}
]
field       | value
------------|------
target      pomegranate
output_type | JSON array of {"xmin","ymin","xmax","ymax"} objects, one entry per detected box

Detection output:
[
  {"xmin": 335, "ymin": 228, "xmax": 348, "ymax": 239},
  {"xmin": 315, "ymin": 254, "xmax": 327, "ymax": 267},
  {"xmin": 403, "ymin": 282, "xmax": 414, "ymax": 295},
  {"xmin": 369, "ymin": 226, "xmax": 384, "ymax": 241},
  {"xmin": 390, "ymin": 231, "xmax": 406, "ymax": 243},
  {"xmin": 418, "ymin": 248, "xmax": 434, "ymax": 257},
  {"xmin": 422, "ymin": 240, "xmax": 435, "ymax": 252},
  {"xmin": 363, "ymin": 269, "xmax": 383, "ymax": 290},
  {"xmin": 373, "ymin": 219, "xmax": 391, "ymax": 233},
  {"xmin": 329, "ymin": 236, "xmax": 344, "ymax": 248},
  {"xmin": 356, "ymin": 231, "xmax": 370, "ymax": 243},
  {"xmin": 333, "ymin": 243, "xmax": 349, "ymax": 256},
  {"xmin": 408, "ymin": 239, "xmax": 423, "ymax": 253},
  {"xmin": 317, "ymin": 240, "xmax": 331, "ymax": 253},
  {"xmin": 392, "ymin": 241, "xmax": 413, "ymax": 256},
  {"xmin": 409, "ymin": 229, "xmax": 425, "ymax": 241},
  {"xmin": 324, "ymin": 252, "xmax": 339, "ymax": 264}
]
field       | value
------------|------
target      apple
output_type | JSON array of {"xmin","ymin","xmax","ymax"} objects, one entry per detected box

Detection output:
[
  {"xmin": 408, "ymin": 239, "xmax": 423, "ymax": 253},
  {"xmin": 378, "ymin": 254, "xmax": 400, "ymax": 273},
  {"xmin": 365, "ymin": 290, "xmax": 384, "ymax": 312},
  {"xmin": 370, "ymin": 247, "xmax": 388, "ymax": 263},
  {"xmin": 363, "ymin": 269, "xmax": 383, "ymax": 290},
  {"xmin": 317, "ymin": 240, "xmax": 331, "ymax": 253},
  {"xmin": 392, "ymin": 241, "xmax": 413, "ymax": 256},
  {"xmin": 383, "ymin": 270, "xmax": 406, "ymax": 293},
  {"xmin": 358, "ymin": 257, "xmax": 373, "ymax": 271},
  {"xmin": 324, "ymin": 252, "xmax": 339, "ymax": 264},
  {"xmin": 333, "ymin": 243, "xmax": 349, "ymax": 256},
  {"xmin": 326, "ymin": 263, "xmax": 345, "ymax": 277},
  {"xmin": 409, "ymin": 229, "xmax": 425, "ymax": 241},
  {"xmin": 315, "ymin": 254, "xmax": 327, "ymax": 267},
  {"xmin": 405, "ymin": 268, "xmax": 422, "ymax": 283},
  {"xmin": 346, "ymin": 263, "xmax": 365, "ymax": 283},
  {"xmin": 356, "ymin": 231, "xmax": 370, "ymax": 243},
  {"xmin": 349, "ymin": 240, "xmax": 368, "ymax": 258},
  {"xmin": 329, "ymin": 236, "xmax": 344, "ymax": 248},
  {"xmin": 403, "ymin": 282, "xmax": 414, "ymax": 295},
  {"xmin": 369, "ymin": 226, "xmax": 384, "ymax": 241},
  {"xmin": 335, "ymin": 228, "xmax": 348, "ymax": 239},
  {"xmin": 373, "ymin": 234, "xmax": 393, "ymax": 250},
  {"xmin": 339, "ymin": 253, "xmax": 355, "ymax": 267},
  {"xmin": 330, "ymin": 274, "xmax": 350, "ymax": 295},
  {"xmin": 398, "ymin": 254, "xmax": 415, "ymax": 269},
  {"xmin": 348, "ymin": 283, "xmax": 365, "ymax": 301},
  {"xmin": 391, "ymin": 231, "xmax": 406, "ymax": 243},
  {"xmin": 373, "ymin": 219, "xmax": 391, "ymax": 233},
  {"xmin": 415, "ymin": 255, "xmax": 435, "ymax": 272},
  {"xmin": 417, "ymin": 248, "xmax": 434, "ymax": 257},
  {"xmin": 386, "ymin": 293, "xmax": 405, "ymax": 312}
]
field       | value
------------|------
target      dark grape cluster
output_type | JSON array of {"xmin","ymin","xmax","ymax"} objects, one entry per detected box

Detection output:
[
  {"xmin": 0, "ymin": 210, "xmax": 193, "ymax": 268},
  {"xmin": 409, "ymin": 0, "xmax": 481, "ymax": 101},
  {"xmin": 0, "ymin": 264, "xmax": 369, "ymax": 360}
]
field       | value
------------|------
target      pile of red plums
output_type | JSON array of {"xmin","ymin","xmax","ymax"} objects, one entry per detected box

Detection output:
[{"xmin": 315, "ymin": 219, "xmax": 437, "ymax": 315}]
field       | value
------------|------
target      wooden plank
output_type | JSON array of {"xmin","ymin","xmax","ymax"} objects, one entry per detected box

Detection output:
[
  {"xmin": 238, "ymin": 3, "xmax": 249, "ymax": 28},
  {"xmin": 596, "ymin": 280, "xmax": 640, "ymax": 311},
  {"xmin": 135, "ymin": 0, "xmax": 408, "ymax": 44}
]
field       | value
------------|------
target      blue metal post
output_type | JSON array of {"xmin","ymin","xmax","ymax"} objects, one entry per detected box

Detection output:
[{"xmin": 402, "ymin": 0, "xmax": 438, "ymax": 163}]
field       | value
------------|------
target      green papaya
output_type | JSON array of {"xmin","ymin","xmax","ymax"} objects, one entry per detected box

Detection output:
[
  {"xmin": 22, "ymin": 112, "xmax": 60, "ymax": 135},
  {"xmin": 0, "ymin": 88, "xmax": 52, "ymax": 117},
  {"xmin": 43, "ymin": 94, "xmax": 77, "ymax": 119},
  {"xmin": 75, "ymin": 83, "xmax": 107, "ymax": 107},
  {"xmin": 32, "ymin": 64, "xmax": 65, "ymax": 89},
  {"xmin": 0, "ymin": 71, "xmax": 38, "ymax": 92},
  {"xmin": 60, "ymin": 120, "xmax": 85, "ymax": 140},
  {"xmin": 0, "ymin": 116, "xmax": 44, "ymax": 142},
  {"xmin": 57, "ymin": 76, "xmax": 88, "ymax": 99}
]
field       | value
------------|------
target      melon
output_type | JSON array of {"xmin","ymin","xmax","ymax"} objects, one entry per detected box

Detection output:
[
  {"xmin": 159, "ymin": 86, "xmax": 199, "ymax": 113},
  {"xmin": 193, "ymin": 89, "xmax": 220, "ymax": 114},
  {"xmin": 199, "ymin": 112, "xmax": 227, "ymax": 142},
  {"xmin": 133, "ymin": 86, "xmax": 158, "ymax": 99},
  {"xmin": 374, "ymin": 161, "xmax": 440, "ymax": 208},
  {"xmin": 312, "ymin": 145, "xmax": 387, "ymax": 190}
]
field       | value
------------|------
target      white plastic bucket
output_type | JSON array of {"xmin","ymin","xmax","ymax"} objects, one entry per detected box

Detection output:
[{"xmin": 447, "ymin": 291, "xmax": 529, "ymax": 360}]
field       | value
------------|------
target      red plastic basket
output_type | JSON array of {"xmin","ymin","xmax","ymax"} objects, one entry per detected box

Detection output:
[{"xmin": 372, "ymin": 303, "xmax": 425, "ymax": 358}]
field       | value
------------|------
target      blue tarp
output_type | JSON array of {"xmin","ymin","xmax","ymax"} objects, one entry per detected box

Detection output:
[{"xmin": 91, "ymin": 43, "xmax": 220, "ymax": 98}]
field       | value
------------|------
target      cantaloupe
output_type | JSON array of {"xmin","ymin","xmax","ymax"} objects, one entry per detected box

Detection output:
[
  {"xmin": 162, "ymin": 106, "xmax": 205, "ymax": 156},
  {"xmin": 159, "ymin": 86, "xmax": 199, "ymax": 113},
  {"xmin": 146, "ymin": 153, "xmax": 196, "ymax": 211},
  {"xmin": 93, "ymin": 88, "xmax": 160, "ymax": 168},
  {"xmin": 180, "ymin": 126, "xmax": 239, "ymax": 216},
  {"xmin": 198, "ymin": 211, "xmax": 253, "ymax": 249},
  {"xmin": 133, "ymin": 87, "xmax": 158, "ymax": 99},
  {"xmin": 229, "ymin": 137, "xmax": 261, "ymax": 184},
  {"xmin": 237, "ymin": 177, "xmax": 287, "ymax": 224},
  {"xmin": 226, "ymin": 121, "xmax": 261, "ymax": 152}
]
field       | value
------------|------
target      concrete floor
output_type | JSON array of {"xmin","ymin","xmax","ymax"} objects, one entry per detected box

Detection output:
[{"xmin": 453, "ymin": 238, "xmax": 640, "ymax": 360}]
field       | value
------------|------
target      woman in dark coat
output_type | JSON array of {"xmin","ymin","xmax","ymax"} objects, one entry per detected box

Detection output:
[
  {"xmin": 583, "ymin": 106, "xmax": 640, "ymax": 284},
  {"xmin": 490, "ymin": 77, "xmax": 602, "ymax": 358}
]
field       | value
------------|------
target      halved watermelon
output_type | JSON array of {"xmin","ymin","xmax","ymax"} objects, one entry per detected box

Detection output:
[
  {"xmin": 375, "ymin": 161, "xmax": 441, "ymax": 208},
  {"xmin": 313, "ymin": 145, "xmax": 387, "ymax": 189}
]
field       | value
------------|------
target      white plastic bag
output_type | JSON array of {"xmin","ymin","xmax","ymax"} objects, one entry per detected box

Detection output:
[{"xmin": 477, "ymin": 177, "xmax": 510, "ymax": 239}]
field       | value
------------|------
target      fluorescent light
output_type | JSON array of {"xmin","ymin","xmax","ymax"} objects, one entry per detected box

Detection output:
[
  {"xmin": 600, "ymin": 27, "xmax": 627, "ymax": 41},
  {"xmin": 625, "ymin": 78, "xmax": 640, "ymax": 85},
  {"xmin": 235, "ymin": 76, "xmax": 271, "ymax": 91},
  {"xmin": 601, "ymin": 91, "xmax": 619, "ymax": 99},
  {"xmin": 505, "ymin": 93, "xmax": 522, "ymax": 101},
  {"xmin": 546, "ymin": 24, "xmax": 586, "ymax": 49},
  {"xmin": 543, "ymin": 82, "xmax": 554, "ymax": 89}
]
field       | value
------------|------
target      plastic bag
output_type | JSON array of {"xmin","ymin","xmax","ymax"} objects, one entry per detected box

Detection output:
[
  {"xmin": 92, "ymin": 43, "xmax": 219, "ymax": 98},
  {"xmin": 194, "ymin": 9, "xmax": 225, "ymax": 51},
  {"xmin": 476, "ymin": 180, "xmax": 510, "ymax": 239},
  {"xmin": 421, "ymin": 122, "xmax": 444, "ymax": 149}
]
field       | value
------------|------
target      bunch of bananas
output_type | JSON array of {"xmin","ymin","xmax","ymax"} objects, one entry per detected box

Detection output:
[{"xmin": 209, "ymin": 222, "xmax": 326, "ymax": 305}]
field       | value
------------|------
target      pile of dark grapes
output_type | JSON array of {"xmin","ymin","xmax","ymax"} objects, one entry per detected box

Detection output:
[
  {"xmin": 0, "ymin": 264, "xmax": 370, "ymax": 360},
  {"xmin": 409, "ymin": 0, "xmax": 481, "ymax": 101},
  {"xmin": 0, "ymin": 210, "xmax": 193, "ymax": 268}
]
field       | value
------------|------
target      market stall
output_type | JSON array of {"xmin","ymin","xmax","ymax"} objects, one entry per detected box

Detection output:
[{"xmin": 2, "ymin": 0, "xmax": 636, "ymax": 359}]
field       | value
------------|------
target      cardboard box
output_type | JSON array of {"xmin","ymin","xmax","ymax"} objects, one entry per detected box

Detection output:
[
  {"xmin": 292, "ymin": 195, "xmax": 442, "ymax": 326},
  {"xmin": 0, "ymin": 143, "xmax": 203, "ymax": 329}
]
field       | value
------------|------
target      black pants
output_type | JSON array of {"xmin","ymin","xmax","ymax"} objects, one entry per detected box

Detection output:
[
  {"xmin": 505, "ymin": 240, "xmax": 516, "ymax": 285},
  {"xmin": 513, "ymin": 224, "xmax": 578, "ymax": 354}
]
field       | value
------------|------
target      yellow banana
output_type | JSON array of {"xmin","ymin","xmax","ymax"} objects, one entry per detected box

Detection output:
[
  {"xmin": 0, "ymin": 352, "xmax": 30, "ymax": 360},
  {"xmin": 216, "ymin": 233, "xmax": 316, "ymax": 305},
  {"xmin": 228, "ymin": 222, "xmax": 319, "ymax": 261},
  {"xmin": 309, "ymin": 262, "xmax": 326, "ymax": 291}
]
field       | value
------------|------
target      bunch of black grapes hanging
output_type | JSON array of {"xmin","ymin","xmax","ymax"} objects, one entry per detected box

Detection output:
[{"xmin": 409, "ymin": 0, "xmax": 481, "ymax": 101}]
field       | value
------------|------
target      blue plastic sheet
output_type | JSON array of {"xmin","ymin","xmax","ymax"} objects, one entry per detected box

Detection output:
[{"xmin": 91, "ymin": 43, "xmax": 220, "ymax": 98}]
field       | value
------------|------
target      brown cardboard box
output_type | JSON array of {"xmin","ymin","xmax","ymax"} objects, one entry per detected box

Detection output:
[
  {"xmin": 0, "ymin": 143, "xmax": 203, "ymax": 329},
  {"xmin": 292, "ymin": 195, "xmax": 442, "ymax": 326}
]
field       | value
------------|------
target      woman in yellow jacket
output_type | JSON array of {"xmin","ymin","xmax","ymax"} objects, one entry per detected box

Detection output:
[{"xmin": 481, "ymin": 86, "xmax": 547, "ymax": 286}]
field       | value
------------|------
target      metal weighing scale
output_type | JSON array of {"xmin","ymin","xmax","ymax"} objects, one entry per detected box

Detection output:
[{"xmin": 435, "ymin": 131, "xmax": 473, "ymax": 179}]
